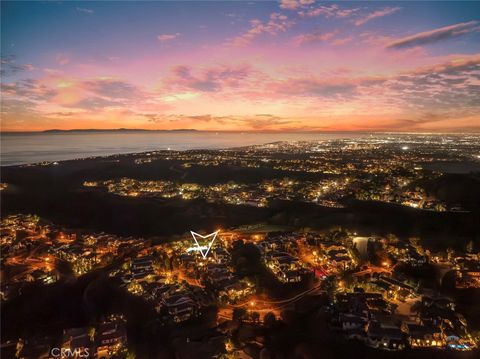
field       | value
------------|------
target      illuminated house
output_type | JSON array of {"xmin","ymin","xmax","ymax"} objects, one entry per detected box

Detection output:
[
  {"xmin": 131, "ymin": 256, "xmax": 155, "ymax": 281},
  {"xmin": 95, "ymin": 319, "xmax": 127, "ymax": 359},
  {"xmin": 402, "ymin": 322, "xmax": 443, "ymax": 348},
  {"xmin": 366, "ymin": 323, "xmax": 406, "ymax": 351},
  {"xmin": 339, "ymin": 313, "xmax": 366, "ymax": 331},
  {"xmin": 218, "ymin": 279, "xmax": 254, "ymax": 302},
  {"xmin": 61, "ymin": 327, "xmax": 93, "ymax": 359},
  {"xmin": 15, "ymin": 337, "xmax": 52, "ymax": 359},
  {"xmin": 162, "ymin": 292, "xmax": 198, "ymax": 323}
]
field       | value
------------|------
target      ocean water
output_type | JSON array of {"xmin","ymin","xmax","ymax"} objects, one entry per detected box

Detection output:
[{"xmin": 0, "ymin": 131, "xmax": 369, "ymax": 166}]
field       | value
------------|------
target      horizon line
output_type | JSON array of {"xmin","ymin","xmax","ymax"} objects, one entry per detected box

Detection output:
[{"xmin": 1, "ymin": 128, "xmax": 480, "ymax": 135}]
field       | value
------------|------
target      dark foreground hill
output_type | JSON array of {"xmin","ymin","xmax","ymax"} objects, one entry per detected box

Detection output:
[
  {"xmin": 1, "ymin": 153, "xmax": 479, "ymax": 250},
  {"xmin": 416, "ymin": 173, "xmax": 480, "ymax": 211}
]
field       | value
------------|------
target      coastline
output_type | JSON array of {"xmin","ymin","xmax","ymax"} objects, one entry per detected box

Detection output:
[{"xmin": 2, "ymin": 132, "xmax": 480, "ymax": 167}]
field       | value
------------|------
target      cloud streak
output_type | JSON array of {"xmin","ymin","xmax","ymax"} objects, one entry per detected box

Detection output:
[
  {"xmin": 83, "ymin": 78, "xmax": 140, "ymax": 99},
  {"xmin": 387, "ymin": 21, "xmax": 479, "ymax": 49},
  {"xmin": 157, "ymin": 33, "xmax": 181, "ymax": 43},
  {"xmin": 144, "ymin": 113, "xmax": 300, "ymax": 130},
  {"xmin": 76, "ymin": 7, "xmax": 94, "ymax": 14},
  {"xmin": 167, "ymin": 64, "xmax": 253, "ymax": 92},
  {"xmin": 355, "ymin": 7, "xmax": 401, "ymax": 26},
  {"xmin": 0, "ymin": 56, "xmax": 34, "ymax": 77}
]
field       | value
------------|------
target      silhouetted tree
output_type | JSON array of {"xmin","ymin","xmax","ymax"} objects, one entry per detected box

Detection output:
[
  {"xmin": 233, "ymin": 307, "xmax": 247, "ymax": 322},
  {"xmin": 250, "ymin": 311, "xmax": 260, "ymax": 324},
  {"xmin": 264, "ymin": 312, "xmax": 276, "ymax": 328}
]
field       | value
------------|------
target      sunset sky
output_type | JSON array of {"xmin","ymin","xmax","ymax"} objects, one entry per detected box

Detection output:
[{"xmin": 1, "ymin": 1, "xmax": 479, "ymax": 132}]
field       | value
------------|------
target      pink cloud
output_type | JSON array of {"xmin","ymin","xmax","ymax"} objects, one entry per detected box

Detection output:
[
  {"xmin": 55, "ymin": 53, "xmax": 70, "ymax": 65},
  {"xmin": 227, "ymin": 13, "xmax": 294, "ymax": 47},
  {"xmin": 157, "ymin": 33, "xmax": 181, "ymax": 43},
  {"xmin": 292, "ymin": 30, "xmax": 338, "ymax": 46},
  {"xmin": 270, "ymin": 75, "xmax": 386, "ymax": 99},
  {"xmin": 354, "ymin": 7, "xmax": 401, "ymax": 26},
  {"xmin": 279, "ymin": 0, "xmax": 315, "ymax": 10},
  {"xmin": 336, "ymin": 8, "xmax": 360, "ymax": 18},
  {"xmin": 386, "ymin": 21, "xmax": 479, "ymax": 49},
  {"xmin": 332, "ymin": 36, "xmax": 353, "ymax": 46},
  {"xmin": 299, "ymin": 4, "xmax": 338, "ymax": 18},
  {"xmin": 298, "ymin": 4, "xmax": 360, "ymax": 19},
  {"xmin": 166, "ymin": 64, "xmax": 253, "ymax": 92}
]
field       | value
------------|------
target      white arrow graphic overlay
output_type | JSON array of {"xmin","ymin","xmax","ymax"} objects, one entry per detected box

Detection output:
[{"xmin": 188, "ymin": 231, "xmax": 219, "ymax": 259}]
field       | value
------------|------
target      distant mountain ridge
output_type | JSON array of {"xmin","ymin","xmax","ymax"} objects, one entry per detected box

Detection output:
[{"xmin": 42, "ymin": 128, "xmax": 198, "ymax": 133}]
